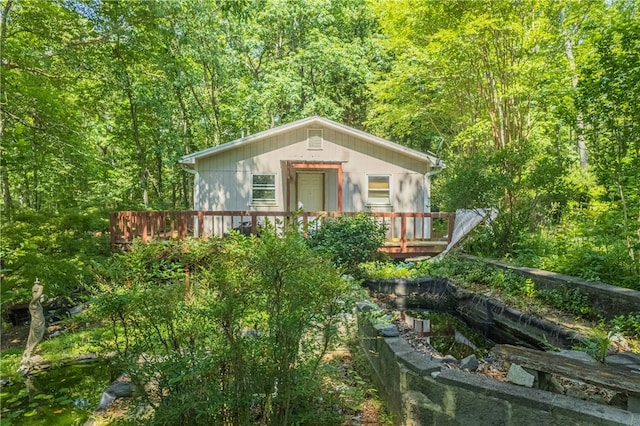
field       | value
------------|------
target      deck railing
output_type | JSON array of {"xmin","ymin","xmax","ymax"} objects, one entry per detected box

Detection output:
[{"xmin": 109, "ymin": 211, "xmax": 455, "ymax": 257}]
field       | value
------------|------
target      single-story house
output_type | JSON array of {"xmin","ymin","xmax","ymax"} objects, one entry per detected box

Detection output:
[{"xmin": 179, "ymin": 116, "xmax": 444, "ymax": 217}]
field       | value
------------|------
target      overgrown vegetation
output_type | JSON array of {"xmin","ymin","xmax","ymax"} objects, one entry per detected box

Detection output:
[
  {"xmin": 360, "ymin": 256, "xmax": 640, "ymax": 354},
  {"xmin": 0, "ymin": 210, "xmax": 110, "ymax": 309},
  {"xmin": 537, "ymin": 288, "xmax": 592, "ymax": 317},
  {"xmin": 610, "ymin": 313, "xmax": 640, "ymax": 339},
  {"xmin": 2, "ymin": 0, "xmax": 638, "ymax": 297},
  {"xmin": 363, "ymin": 256, "xmax": 540, "ymax": 310},
  {"xmin": 306, "ymin": 214, "xmax": 387, "ymax": 276},
  {"xmin": 92, "ymin": 227, "xmax": 364, "ymax": 425},
  {"xmin": 469, "ymin": 189, "xmax": 640, "ymax": 289}
]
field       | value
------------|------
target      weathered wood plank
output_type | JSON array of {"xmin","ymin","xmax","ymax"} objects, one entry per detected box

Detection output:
[{"xmin": 492, "ymin": 344, "xmax": 640, "ymax": 396}]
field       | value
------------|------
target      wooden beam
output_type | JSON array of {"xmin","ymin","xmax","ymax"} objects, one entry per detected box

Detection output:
[{"xmin": 492, "ymin": 344, "xmax": 640, "ymax": 396}]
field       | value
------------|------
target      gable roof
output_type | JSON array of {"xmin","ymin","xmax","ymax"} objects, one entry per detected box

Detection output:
[{"xmin": 179, "ymin": 115, "xmax": 444, "ymax": 168}]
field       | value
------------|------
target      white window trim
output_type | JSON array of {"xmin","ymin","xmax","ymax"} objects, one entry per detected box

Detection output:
[
  {"xmin": 250, "ymin": 173, "xmax": 278, "ymax": 206},
  {"xmin": 366, "ymin": 174, "xmax": 392, "ymax": 206}
]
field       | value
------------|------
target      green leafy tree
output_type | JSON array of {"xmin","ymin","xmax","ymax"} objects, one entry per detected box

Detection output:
[
  {"xmin": 94, "ymin": 229, "xmax": 352, "ymax": 424},
  {"xmin": 0, "ymin": 0, "xmax": 106, "ymax": 214},
  {"xmin": 368, "ymin": 0, "xmax": 589, "ymax": 252},
  {"xmin": 576, "ymin": 1, "xmax": 640, "ymax": 281},
  {"xmin": 0, "ymin": 209, "xmax": 110, "ymax": 308}
]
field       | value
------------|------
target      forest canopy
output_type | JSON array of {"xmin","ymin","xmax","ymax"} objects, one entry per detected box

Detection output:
[{"xmin": 1, "ymin": 0, "xmax": 638, "ymax": 289}]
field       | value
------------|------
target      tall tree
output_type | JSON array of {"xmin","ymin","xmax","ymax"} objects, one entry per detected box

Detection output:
[
  {"xmin": 368, "ymin": 0, "xmax": 575, "ymax": 249},
  {"xmin": 577, "ymin": 0, "xmax": 640, "ymax": 277},
  {"xmin": 0, "ymin": 0, "xmax": 105, "ymax": 213}
]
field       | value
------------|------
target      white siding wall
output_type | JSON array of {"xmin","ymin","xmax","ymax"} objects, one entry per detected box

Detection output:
[{"xmin": 195, "ymin": 125, "xmax": 429, "ymax": 213}]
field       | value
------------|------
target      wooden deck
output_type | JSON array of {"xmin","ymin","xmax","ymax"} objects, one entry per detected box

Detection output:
[{"xmin": 109, "ymin": 211, "xmax": 455, "ymax": 258}]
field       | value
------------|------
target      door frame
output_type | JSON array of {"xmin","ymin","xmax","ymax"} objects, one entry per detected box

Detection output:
[{"xmin": 285, "ymin": 161, "xmax": 343, "ymax": 212}]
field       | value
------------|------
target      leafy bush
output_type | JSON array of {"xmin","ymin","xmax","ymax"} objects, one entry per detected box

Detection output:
[
  {"xmin": 306, "ymin": 214, "xmax": 387, "ymax": 275},
  {"xmin": 537, "ymin": 288, "xmax": 593, "ymax": 318},
  {"xmin": 359, "ymin": 261, "xmax": 419, "ymax": 280},
  {"xmin": 93, "ymin": 227, "xmax": 357, "ymax": 425},
  {"xmin": 509, "ymin": 195, "xmax": 639, "ymax": 290},
  {"xmin": 610, "ymin": 313, "xmax": 640, "ymax": 338},
  {"xmin": 1, "ymin": 209, "xmax": 110, "ymax": 310}
]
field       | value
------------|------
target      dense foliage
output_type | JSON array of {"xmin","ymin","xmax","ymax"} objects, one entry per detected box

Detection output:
[
  {"xmin": 361, "ymin": 256, "xmax": 640, "ymax": 341},
  {"xmin": 367, "ymin": 0, "xmax": 639, "ymax": 288},
  {"xmin": 0, "ymin": 209, "xmax": 110, "ymax": 309},
  {"xmin": 1, "ymin": 0, "xmax": 638, "ymax": 307},
  {"xmin": 93, "ymin": 229, "xmax": 357, "ymax": 425},
  {"xmin": 306, "ymin": 214, "xmax": 387, "ymax": 275}
]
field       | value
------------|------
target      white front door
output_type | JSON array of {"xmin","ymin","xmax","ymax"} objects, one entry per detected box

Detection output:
[{"xmin": 297, "ymin": 173, "xmax": 324, "ymax": 211}]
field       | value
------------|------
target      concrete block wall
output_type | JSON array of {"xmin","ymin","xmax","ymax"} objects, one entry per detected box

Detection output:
[
  {"xmin": 466, "ymin": 256, "xmax": 640, "ymax": 319},
  {"xmin": 357, "ymin": 303, "xmax": 638, "ymax": 425}
]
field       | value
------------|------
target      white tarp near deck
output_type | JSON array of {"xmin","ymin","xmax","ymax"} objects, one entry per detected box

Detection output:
[{"xmin": 438, "ymin": 208, "xmax": 498, "ymax": 257}]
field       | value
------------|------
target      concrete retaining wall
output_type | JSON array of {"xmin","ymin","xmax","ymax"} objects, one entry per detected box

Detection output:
[
  {"xmin": 363, "ymin": 277, "xmax": 583, "ymax": 349},
  {"xmin": 357, "ymin": 302, "xmax": 638, "ymax": 425},
  {"xmin": 466, "ymin": 256, "xmax": 640, "ymax": 319}
]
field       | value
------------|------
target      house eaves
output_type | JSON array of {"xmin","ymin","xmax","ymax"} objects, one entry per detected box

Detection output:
[{"xmin": 179, "ymin": 116, "xmax": 445, "ymax": 168}]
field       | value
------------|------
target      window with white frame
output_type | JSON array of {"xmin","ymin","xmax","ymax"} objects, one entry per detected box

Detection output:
[
  {"xmin": 252, "ymin": 174, "xmax": 276, "ymax": 203},
  {"xmin": 367, "ymin": 175, "xmax": 391, "ymax": 205}
]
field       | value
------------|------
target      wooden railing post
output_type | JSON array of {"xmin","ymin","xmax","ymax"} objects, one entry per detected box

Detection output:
[
  {"xmin": 124, "ymin": 212, "xmax": 132, "ymax": 243},
  {"xmin": 109, "ymin": 213, "xmax": 117, "ymax": 248},
  {"xmin": 302, "ymin": 213, "xmax": 309, "ymax": 236},
  {"xmin": 400, "ymin": 214, "xmax": 407, "ymax": 252},
  {"xmin": 197, "ymin": 211, "xmax": 205, "ymax": 237},
  {"xmin": 448, "ymin": 212, "xmax": 456, "ymax": 243}
]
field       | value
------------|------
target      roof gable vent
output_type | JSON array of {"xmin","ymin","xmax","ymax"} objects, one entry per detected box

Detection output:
[{"xmin": 307, "ymin": 129, "xmax": 323, "ymax": 150}]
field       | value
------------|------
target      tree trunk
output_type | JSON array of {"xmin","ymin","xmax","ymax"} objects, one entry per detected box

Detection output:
[
  {"xmin": 31, "ymin": 138, "xmax": 39, "ymax": 211},
  {"xmin": 562, "ymin": 10, "xmax": 588, "ymax": 169},
  {"xmin": 0, "ymin": 0, "xmax": 14, "ymax": 218},
  {"xmin": 115, "ymin": 47, "xmax": 148, "ymax": 209},
  {"xmin": 154, "ymin": 142, "xmax": 163, "ymax": 203}
]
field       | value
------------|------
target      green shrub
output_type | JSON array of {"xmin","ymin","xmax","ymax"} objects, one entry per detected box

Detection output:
[
  {"xmin": 510, "ymin": 198, "xmax": 639, "ymax": 290},
  {"xmin": 537, "ymin": 288, "xmax": 593, "ymax": 317},
  {"xmin": 610, "ymin": 313, "xmax": 640, "ymax": 338},
  {"xmin": 306, "ymin": 214, "xmax": 387, "ymax": 275},
  {"xmin": 93, "ymin": 227, "xmax": 356, "ymax": 425},
  {"xmin": 574, "ymin": 323, "xmax": 612, "ymax": 363},
  {"xmin": 359, "ymin": 261, "xmax": 418, "ymax": 280}
]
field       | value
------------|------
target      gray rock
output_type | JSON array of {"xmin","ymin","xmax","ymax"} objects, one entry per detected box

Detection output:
[
  {"xmin": 96, "ymin": 392, "xmax": 117, "ymax": 412},
  {"xmin": 95, "ymin": 375, "xmax": 134, "ymax": 412},
  {"xmin": 373, "ymin": 323, "xmax": 399, "ymax": 337},
  {"xmin": 67, "ymin": 303, "xmax": 88, "ymax": 317},
  {"xmin": 605, "ymin": 351, "xmax": 640, "ymax": 371},
  {"xmin": 460, "ymin": 354, "xmax": 479, "ymax": 371},
  {"xmin": 355, "ymin": 301, "xmax": 378, "ymax": 313},
  {"xmin": 105, "ymin": 381, "xmax": 134, "ymax": 398},
  {"xmin": 507, "ymin": 364, "xmax": 535, "ymax": 387}
]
